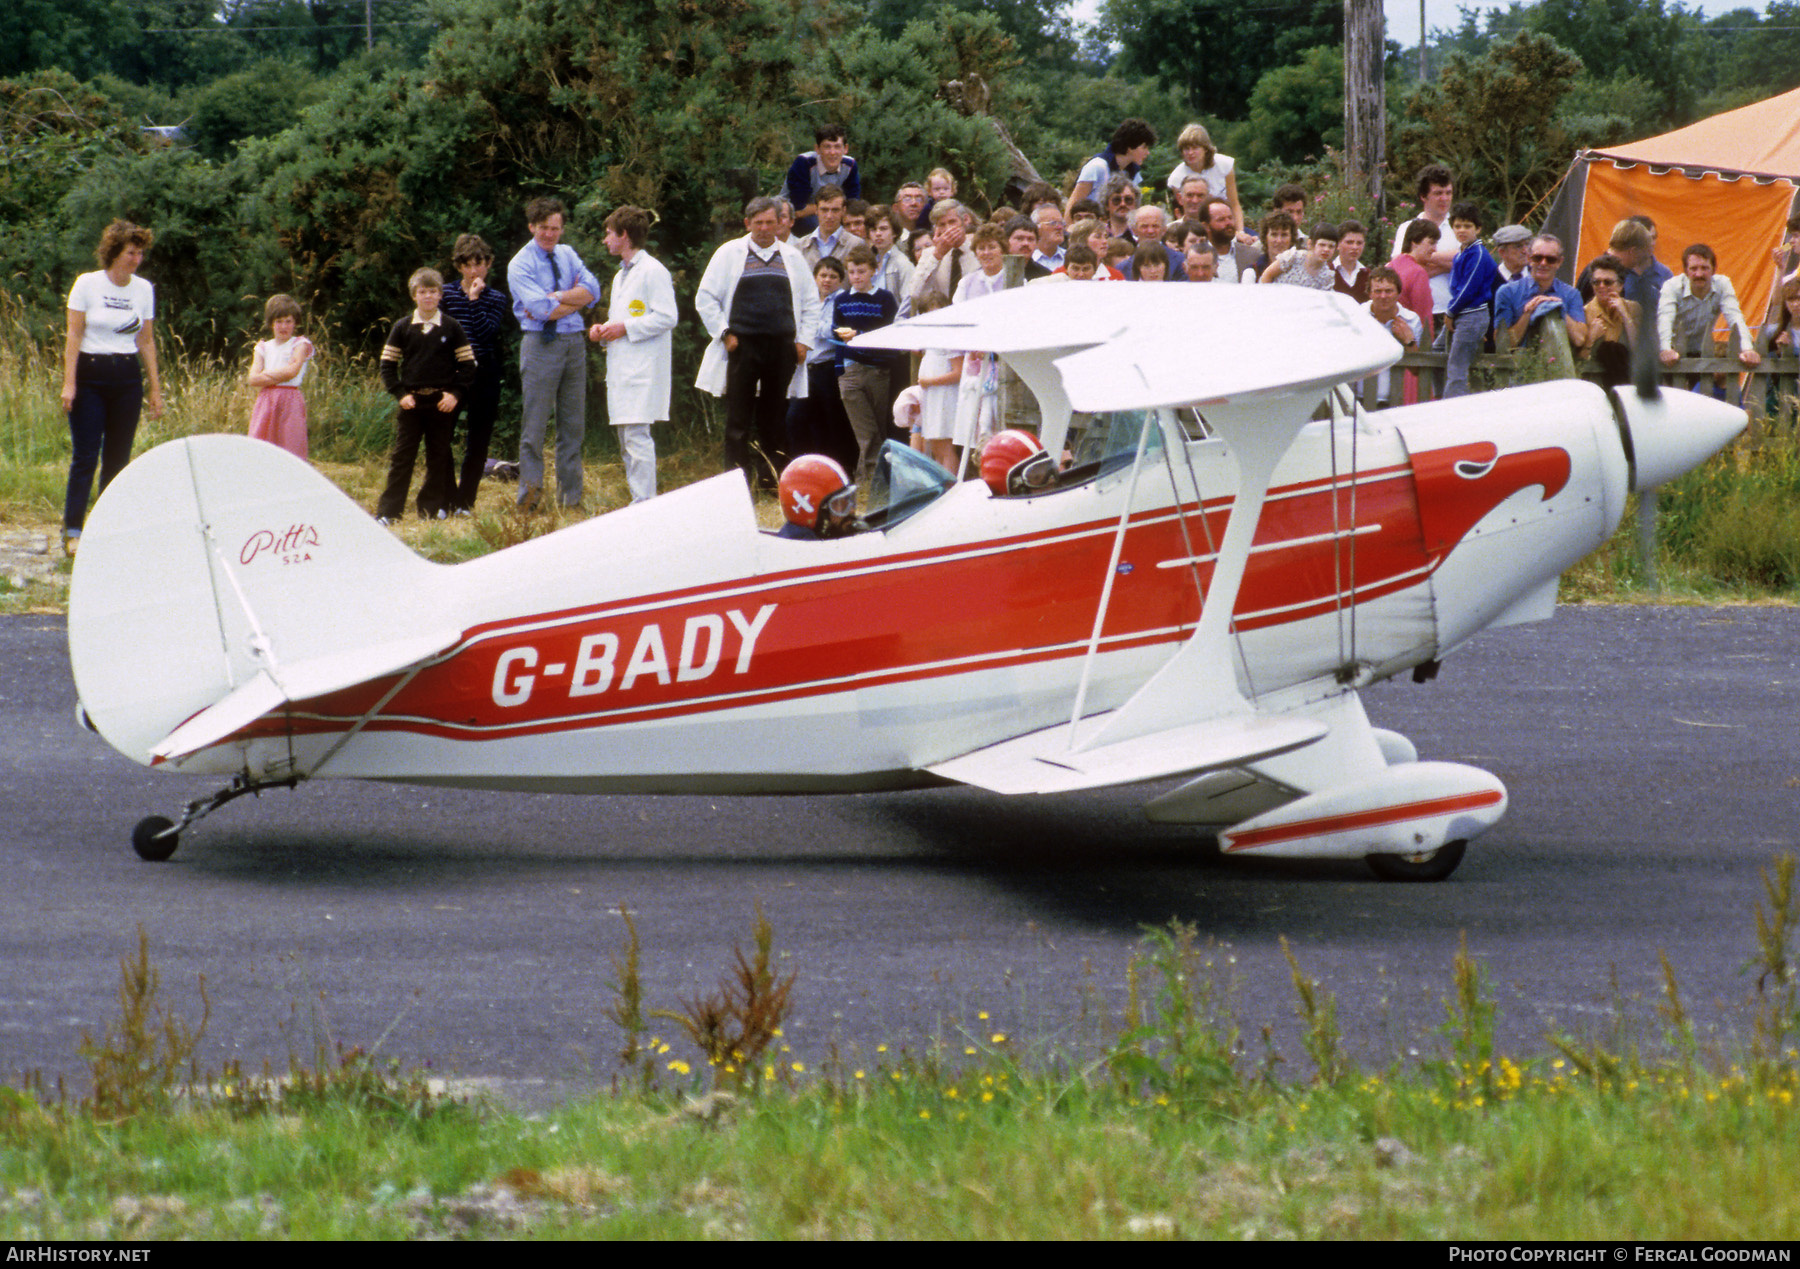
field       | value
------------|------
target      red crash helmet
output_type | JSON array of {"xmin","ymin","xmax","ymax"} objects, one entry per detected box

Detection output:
[
  {"xmin": 980, "ymin": 429, "xmax": 1044, "ymax": 495},
  {"xmin": 779, "ymin": 454, "xmax": 856, "ymax": 532}
]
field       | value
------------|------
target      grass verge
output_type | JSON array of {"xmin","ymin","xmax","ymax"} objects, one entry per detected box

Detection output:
[{"xmin": 3, "ymin": 869, "xmax": 1797, "ymax": 1240}]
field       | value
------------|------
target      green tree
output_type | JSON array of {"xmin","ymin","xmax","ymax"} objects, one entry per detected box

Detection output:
[
  {"xmin": 1392, "ymin": 30, "xmax": 1582, "ymax": 223},
  {"xmin": 252, "ymin": 47, "xmax": 478, "ymax": 344},
  {"xmin": 422, "ymin": 0, "xmax": 827, "ymax": 249},
  {"xmin": 1235, "ymin": 45, "xmax": 1343, "ymax": 170},
  {"xmin": 1024, "ymin": 69, "xmax": 1194, "ymax": 193},
  {"xmin": 1097, "ymin": 0, "xmax": 1341, "ymax": 118},
  {"xmin": 1555, "ymin": 70, "xmax": 1663, "ymax": 149},
  {"xmin": 1701, "ymin": 1, "xmax": 1800, "ymax": 98},
  {"xmin": 0, "ymin": 68, "xmax": 279, "ymax": 349},
  {"xmin": 259, "ymin": 0, "xmax": 1015, "ymax": 340},
  {"xmin": 0, "ymin": 70, "xmax": 145, "ymax": 338},
  {"xmin": 0, "ymin": 0, "xmax": 126, "ymax": 79},
  {"xmin": 56, "ymin": 144, "xmax": 282, "ymax": 351},
  {"xmin": 1419, "ymin": 2, "xmax": 1533, "ymax": 79},
  {"xmin": 221, "ymin": 0, "xmax": 437, "ymax": 74},
  {"xmin": 108, "ymin": 0, "xmax": 256, "ymax": 89},
  {"xmin": 183, "ymin": 58, "xmax": 327, "ymax": 160},
  {"xmin": 1525, "ymin": 0, "xmax": 1691, "ymax": 123},
  {"xmin": 807, "ymin": 9, "xmax": 1023, "ymax": 209},
  {"xmin": 860, "ymin": 0, "xmax": 1080, "ymax": 67},
  {"xmin": 0, "ymin": 0, "xmax": 260, "ymax": 86}
]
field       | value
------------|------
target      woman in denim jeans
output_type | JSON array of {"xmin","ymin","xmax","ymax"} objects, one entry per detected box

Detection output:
[{"xmin": 60, "ymin": 220, "xmax": 163, "ymax": 556}]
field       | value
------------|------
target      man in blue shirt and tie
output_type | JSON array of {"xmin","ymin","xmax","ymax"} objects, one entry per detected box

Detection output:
[{"xmin": 507, "ymin": 197, "xmax": 598, "ymax": 511}]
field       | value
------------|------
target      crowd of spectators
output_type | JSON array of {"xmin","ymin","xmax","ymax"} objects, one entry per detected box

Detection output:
[
  {"xmin": 708, "ymin": 125, "xmax": 1800, "ymax": 493},
  {"xmin": 705, "ymin": 121, "xmax": 1796, "ymax": 493},
  {"xmin": 82, "ymin": 119, "xmax": 1800, "ymax": 541}
]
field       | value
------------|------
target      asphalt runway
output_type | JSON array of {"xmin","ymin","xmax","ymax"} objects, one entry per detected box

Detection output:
[{"xmin": 3, "ymin": 606, "xmax": 1795, "ymax": 1102}]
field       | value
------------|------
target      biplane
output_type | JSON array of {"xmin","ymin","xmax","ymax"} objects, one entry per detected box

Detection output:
[{"xmin": 69, "ymin": 284, "xmax": 1745, "ymax": 877}]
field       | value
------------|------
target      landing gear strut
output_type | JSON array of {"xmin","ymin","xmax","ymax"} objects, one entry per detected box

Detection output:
[
  {"xmin": 1366, "ymin": 839, "xmax": 1468, "ymax": 882},
  {"xmin": 130, "ymin": 774, "xmax": 298, "ymax": 861}
]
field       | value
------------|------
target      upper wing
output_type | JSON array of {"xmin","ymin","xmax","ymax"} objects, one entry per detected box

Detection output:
[
  {"xmin": 873, "ymin": 286, "xmax": 1399, "ymax": 794},
  {"xmin": 852, "ymin": 282, "xmax": 1399, "ymax": 409}
]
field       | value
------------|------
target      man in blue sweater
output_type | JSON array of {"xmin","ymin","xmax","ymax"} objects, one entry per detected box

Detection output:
[
  {"xmin": 1495, "ymin": 234, "xmax": 1589, "ymax": 350},
  {"xmin": 785, "ymin": 124, "xmax": 860, "ymax": 239}
]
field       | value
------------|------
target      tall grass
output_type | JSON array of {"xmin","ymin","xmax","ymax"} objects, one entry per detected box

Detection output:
[
  {"xmin": 0, "ymin": 293, "xmax": 69, "ymax": 515},
  {"xmin": 0, "ymin": 303, "xmax": 732, "ymax": 537},
  {"xmin": 1657, "ymin": 414, "xmax": 1800, "ymax": 592},
  {"xmin": 0, "ymin": 292, "xmax": 399, "ymax": 521}
]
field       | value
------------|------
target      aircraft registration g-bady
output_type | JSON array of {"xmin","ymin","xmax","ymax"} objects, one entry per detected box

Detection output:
[{"xmin": 70, "ymin": 285, "xmax": 1744, "ymax": 878}]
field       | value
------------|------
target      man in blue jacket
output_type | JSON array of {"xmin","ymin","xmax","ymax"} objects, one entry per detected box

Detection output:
[{"xmin": 1443, "ymin": 201, "xmax": 1499, "ymax": 399}]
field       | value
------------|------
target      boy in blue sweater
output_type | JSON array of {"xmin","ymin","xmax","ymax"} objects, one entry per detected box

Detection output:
[
  {"xmin": 1443, "ymin": 200, "xmax": 1500, "ymax": 400},
  {"xmin": 831, "ymin": 245, "xmax": 901, "ymax": 480}
]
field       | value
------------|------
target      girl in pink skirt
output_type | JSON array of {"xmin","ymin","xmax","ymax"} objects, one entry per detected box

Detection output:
[{"xmin": 247, "ymin": 294, "xmax": 314, "ymax": 459}]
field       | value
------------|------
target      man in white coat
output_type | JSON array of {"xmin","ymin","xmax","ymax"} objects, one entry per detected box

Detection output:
[
  {"xmin": 587, "ymin": 205, "xmax": 678, "ymax": 503},
  {"xmin": 694, "ymin": 196, "xmax": 820, "ymax": 491}
]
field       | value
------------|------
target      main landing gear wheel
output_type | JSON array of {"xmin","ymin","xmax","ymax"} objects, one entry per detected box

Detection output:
[
  {"xmin": 1367, "ymin": 839, "xmax": 1467, "ymax": 882},
  {"xmin": 132, "ymin": 816, "xmax": 179, "ymax": 862}
]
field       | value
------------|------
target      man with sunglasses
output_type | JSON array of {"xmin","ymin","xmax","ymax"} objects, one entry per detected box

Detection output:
[
  {"xmin": 1494, "ymin": 234, "xmax": 1588, "ymax": 349},
  {"xmin": 1098, "ymin": 174, "xmax": 1140, "ymax": 243}
]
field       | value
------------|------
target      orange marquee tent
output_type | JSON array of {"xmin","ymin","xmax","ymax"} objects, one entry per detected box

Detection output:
[{"xmin": 1541, "ymin": 86, "xmax": 1800, "ymax": 325}]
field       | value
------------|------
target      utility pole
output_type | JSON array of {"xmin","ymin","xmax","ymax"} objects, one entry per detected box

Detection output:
[{"xmin": 1344, "ymin": 0, "xmax": 1386, "ymax": 223}]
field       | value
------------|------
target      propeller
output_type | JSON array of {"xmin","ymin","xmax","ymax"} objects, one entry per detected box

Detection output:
[
  {"xmin": 1634, "ymin": 235, "xmax": 1670, "ymax": 397},
  {"xmin": 1631, "ymin": 260, "xmax": 1663, "ymax": 402}
]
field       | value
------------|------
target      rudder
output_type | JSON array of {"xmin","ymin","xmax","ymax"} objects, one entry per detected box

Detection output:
[{"xmin": 70, "ymin": 436, "xmax": 446, "ymax": 766}]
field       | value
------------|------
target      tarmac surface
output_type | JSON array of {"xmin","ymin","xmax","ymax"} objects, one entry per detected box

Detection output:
[{"xmin": 3, "ymin": 606, "xmax": 1796, "ymax": 1104}]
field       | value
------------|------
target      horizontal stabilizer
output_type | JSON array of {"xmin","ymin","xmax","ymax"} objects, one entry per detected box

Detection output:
[
  {"xmin": 150, "ymin": 628, "xmax": 461, "ymax": 764},
  {"xmin": 927, "ymin": 712, "xmax": 1326, "ymax": 796},
  {"xmin": 150, "ymin": 672, "xmax": 285, "ymax": 765}
]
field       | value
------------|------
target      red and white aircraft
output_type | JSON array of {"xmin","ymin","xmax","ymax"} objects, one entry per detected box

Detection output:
[{"xmin": 70, "ymin": 285, "xmax": 1743, "ymax": 877}]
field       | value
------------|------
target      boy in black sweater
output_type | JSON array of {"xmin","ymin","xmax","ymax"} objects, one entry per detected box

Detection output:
[{"xmin": 377, "ymin": 268, "xmax": 478, "ymax": 522}]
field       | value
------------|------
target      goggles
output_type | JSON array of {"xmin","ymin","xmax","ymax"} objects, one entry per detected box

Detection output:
[{"xmin": 824, "ymin": 484, "xmax": 858, "ymax": 520}]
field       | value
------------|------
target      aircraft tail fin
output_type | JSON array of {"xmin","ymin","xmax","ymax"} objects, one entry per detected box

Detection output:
[{"xmin": 69, "ymin": 435, "xmax": 448, "ymax": 767}]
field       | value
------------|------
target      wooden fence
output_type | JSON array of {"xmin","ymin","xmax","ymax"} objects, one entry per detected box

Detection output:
[
  {"xmin": 1358, "ymin": 317, "xmax": 1800, "ymax": 428},
  {"xmin": 1358, "ymin": 313, "xmax": 1800, "ymax": 591}
]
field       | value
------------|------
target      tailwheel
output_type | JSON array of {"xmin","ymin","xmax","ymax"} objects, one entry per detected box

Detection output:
[
  {"xmin": 132, "ymin": 816, "xmax": 179, "ymax": 862},
  {"xmin": 1367, "ymin": 839, "xmax": 1467, "ymax": 882},
  {"xmin": 128, "ymin": 773, "xmax": 299, "ymax": 862}
]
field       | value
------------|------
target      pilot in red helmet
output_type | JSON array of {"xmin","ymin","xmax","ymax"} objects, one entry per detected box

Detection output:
[
  {"xmin": 979, "ymin": 428, "xmax": 1054, "ymax": 496},
  {"xmin": 777, "ymin": 454, "xmax": 860, "ymax": 539}
]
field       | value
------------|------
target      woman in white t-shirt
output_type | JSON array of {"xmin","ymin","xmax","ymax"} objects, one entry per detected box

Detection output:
[
  {"xmin": 60, "ymin": 219, "xmax": 163, "ymax": 555},
  {"xmin": 1164, "ymin": 123, "xmax": 1250, "ymax": 245}
]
